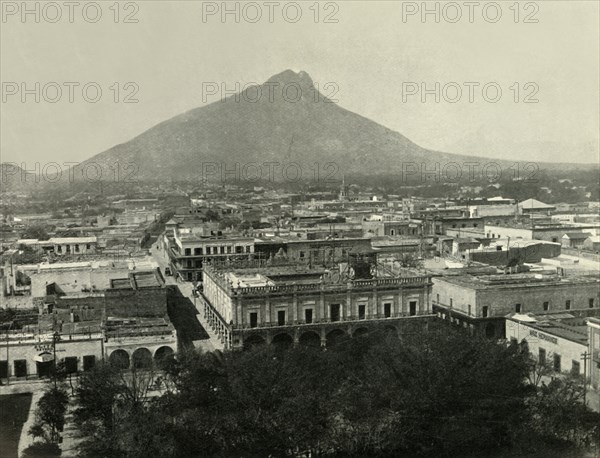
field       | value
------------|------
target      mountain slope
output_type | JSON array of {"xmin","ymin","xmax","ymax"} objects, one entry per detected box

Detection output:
[{"xmin": 74, "ymin": 70, "xmax": 592, "ymax": 183}]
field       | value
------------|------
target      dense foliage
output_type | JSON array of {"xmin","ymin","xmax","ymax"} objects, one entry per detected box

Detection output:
[
  {"xmin": 29, "ymin": 387, "xmax": 69, "ymax": 444},
  {"xmin": 74, "ymin": 328, "xmax": 599, "ymax": 457}
]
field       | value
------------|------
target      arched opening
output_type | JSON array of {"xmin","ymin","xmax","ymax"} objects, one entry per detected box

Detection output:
[
  {"xmin": 272, "ymin": 333, "xmax": 293, "ymax": 349},
  {"xmin": 326, "ymin": 329, "xmax": 346, "ymax": 347},
  {"xmin": 109, "ymin": 349, "xmax": 130, "ymax": 369},
  {"xmin": 485, "ymin": 323, "xmax": 496, "ymax": 339},
  {"xmin": 353, "ymin": 327, "xmax": 369, "ymax": 338},
  {"xmin": 35, "ymin": 352, "xmax": 54, "ymax": 378},
  {"xmin": 243, "ymin": 334, "xmax": 266, "ymax": 350},
  {"xmin": 299, "ymin": 331, "xmax": 321, "ymax": 348},
  {"xmin": 154, "ymin": 346, "xmax": 175, "ymax": 367},
  {"xmin": 132, "ymin": 348, "xmax": 153, "ymax": 369}
]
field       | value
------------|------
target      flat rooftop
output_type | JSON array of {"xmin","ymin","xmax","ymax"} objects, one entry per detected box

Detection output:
[
  {"xmin": 509, "ymin": 313, "xmax": 589, "ymax": 345},
  {"xmin": 104, "ymin": 316, "xmax": 174, "ymax": 338},
  {"xmin": 436, "ymin": 272, "xmax": 599, "ymax": 290},
  {"xmin": 225, "ymin": 272, "xmax": 274, "ymax": 288}
]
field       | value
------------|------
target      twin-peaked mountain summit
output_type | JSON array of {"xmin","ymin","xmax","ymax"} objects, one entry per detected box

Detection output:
[
  {"xmin": 6, "ymin": 70, "xmax": 589, "ymax": 187},
  {"xmin": 73, "ymin": 69, "xmax": 489, "ymax": 182}
]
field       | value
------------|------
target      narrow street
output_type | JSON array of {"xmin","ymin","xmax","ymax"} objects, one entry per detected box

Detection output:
[{"xmin": 149, "ymin": 243, "xmax": 224, "ymax": 352}]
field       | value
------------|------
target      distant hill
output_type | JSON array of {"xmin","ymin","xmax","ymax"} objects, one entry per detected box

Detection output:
[
  {"xmin": 7, "ymin": 70, "xmax": 597, "ymax": 189},
  {"xmin": 0, "ymin": 163, "xmax": 41, "ymax": 192}
]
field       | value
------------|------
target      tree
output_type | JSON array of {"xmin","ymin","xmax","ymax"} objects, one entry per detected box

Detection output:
[
  {"xmin": 13, "ymin": 246, "xmax": 45, "ymax": 264},
  {"xmin": 21, "ymin": 225, "xmax": 50, "ymax": 241},
  {"xmin": 71, "ymin": 328, "xmax": 600, "ymax": 457},
  {"xmin": 29, "ymin": 387, "xmax": 69, "ymax": 444},
  {"xmin": 75, "ymin": 362, "xmax": 175, "ymax": 458},
  {"xmin": 525, "ymin": 353, "xmax": 554, "ymax": 387},
  {"xmin": 526, "ymin": 376, "xmax": 600, "ymax": 448},
  {"xmin": 21, "ymin": 442, "xmax": 61, "ymax": 458},
  {"xmin": 395, "ymin": 252, "xmax": 424, "ymax": 269}
]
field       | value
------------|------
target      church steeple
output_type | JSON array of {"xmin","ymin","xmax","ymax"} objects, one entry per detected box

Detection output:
[{"xmin": 339, "ymin": 174, "xmax": 348, "ymax": 201}]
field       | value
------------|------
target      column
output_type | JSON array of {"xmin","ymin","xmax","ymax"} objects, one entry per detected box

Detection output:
[
  {"xmin": 346, "ymin": 290, "xmax": 352, "ymax": 320},
  {"xmin": 236, "ymin": 297, "xmax": 242, "ymax": 327},
  {"xmin": 265, "ymin": 297, "xmax": 271, "ymax": 326},
  {"xmin": 319, "ymin": 293, "xmax": 325, "ymax": 322},
  {"xmin": 371, "ymin": 289, "xmax": 378, "ymax": 319},
  {"xmin": 399, "ymin": 287, "xmax": 405, "ymax": 315},
  {"xmin": 292, "ymin": 293, "xmax": 298, "ymax": 324}
]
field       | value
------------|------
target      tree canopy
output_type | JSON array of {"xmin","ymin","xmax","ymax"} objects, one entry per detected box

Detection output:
[{"xmin": 73, "ymin": 327, "xmax": 599, "ymax": 457}]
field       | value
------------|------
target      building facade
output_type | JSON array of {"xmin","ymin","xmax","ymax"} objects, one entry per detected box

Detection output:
[
  {"xmin": 588, "ymin": 318, "xmax": 600, "ymax": 390},
  {"xmin": 166, "ymin": 226, "xmax": 255, "ymax": 281},
  {"xmin": 432, "ymin": 273, "xmax": 600, "ymax": 339},
  {"xmin": 199, "ymin": 263, "xmax": 434, "ymax": 350},
  {"xmin": 506, "ymin": 314, "xmax": 588, "ymax": 376}
]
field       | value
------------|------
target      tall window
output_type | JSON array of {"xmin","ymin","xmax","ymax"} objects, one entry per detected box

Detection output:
[
  {"xmin": 0, "ymin": 361, "xmax": 8, "ymax": 379},
  {"xmin": 277, "ymin": 310, "xmax": 286, "ymax": 326},
  {"xmin": 83, "ymin": 355, "xmax": 96, "ymax": 371},
  {"xmin": 553, "ymin": 354, "xmax": 561, "ymax": 372},
  {"xmin": 409, "ymin": 301, "xmax": 417, "ymax": 316},
  {"xmin": 358, "ymin": 305, "xmax": 366, "ymax": 320},
  {"xmin": 64, "ymin": 357, "xmax": 78, "ymax": 374},
  {"xmin": 14, "ymin": 360, "xmax": 27, "ymax": 377},
  {"xmin": 305, "ymin": 309, "xmax": 313, "ymax": 324},
  {"xmin": 565, "ymin": 300, "xmax": 571, "ymax": 310},
  {"xmin": 482, "ymin": 306, "xmax": 489, "ymax": 318},
  {"xmin": 384, "ymin": 303, "xmax": 391, "ymax": 318},
  {"xmin": 539, "ymin": 348, "xmax": 546, "ymax": 364},
  {"xmin": 515, "ymin": 304, "xmax": 521, "ymax": 313},
  {"xmin": 330, "ymin": 304, "xmax": 341, "ymax": 322},
  {"xmin": 250, "ymin": 312, "xmax": 258, "ymax": 328},
  {"xmin": 185, "ymin": 248, "xmax": 191, "ymax": 256},
  {"xmin": 590, "ymin": 298, "xmax": 595, "ymax": 308},
  {"xmin": 543, "ymin": 301, "xmax": 549, "ymax": 311}
]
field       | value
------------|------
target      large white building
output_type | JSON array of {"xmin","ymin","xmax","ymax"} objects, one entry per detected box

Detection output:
[
  {"xmin": 199, "ymin": 259, "xmax": 434, "ymax": 350},
  {"xmin": 506, "ymin": 313, "xmax": 588, "ymax": 375}
]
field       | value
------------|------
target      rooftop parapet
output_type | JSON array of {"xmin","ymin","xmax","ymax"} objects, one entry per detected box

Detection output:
[{"xmin": 204, "ymin": 263, "xmax": 430, "ymax": 296}]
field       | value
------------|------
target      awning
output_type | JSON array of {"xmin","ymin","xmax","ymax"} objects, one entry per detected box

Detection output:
[{"xmin": 33, "ymin": 353, "xmax": 54, "ymax": 363}]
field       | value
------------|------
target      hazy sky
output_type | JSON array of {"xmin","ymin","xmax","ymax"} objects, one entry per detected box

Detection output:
[{"xmin": 1, "ymin": 0, "xmax": 599, "ymax": 166}]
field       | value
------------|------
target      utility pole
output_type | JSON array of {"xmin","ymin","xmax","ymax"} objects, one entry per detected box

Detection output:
[
  {"xmin": 52, "ymin": 331, "xmax": 61, "ymax": 389},
  {"xmin": 5, "ymin": 322, "xmax": 10, "ymax": 385},
  {"xmin": 581, "ymin": 351, "xmax": 590, "ymax": 406}
]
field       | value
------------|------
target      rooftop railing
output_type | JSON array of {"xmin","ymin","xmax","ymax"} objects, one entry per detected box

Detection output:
[{"xmin": 205, "ymin": 268, "xmax": 430, "ymax": 296}]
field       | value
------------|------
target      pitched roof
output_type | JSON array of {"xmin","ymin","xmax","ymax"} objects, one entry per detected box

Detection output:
[{"xmin": 518, "ymin": 198, "xmax": 555, "ymax": 209}]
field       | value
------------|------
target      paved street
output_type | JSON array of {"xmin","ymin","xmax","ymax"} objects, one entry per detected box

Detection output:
[{"xmin": 149, "ymin": 244, "xmax": 224, "ymax": 352}]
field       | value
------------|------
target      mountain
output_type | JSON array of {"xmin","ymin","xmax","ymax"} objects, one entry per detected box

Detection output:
[
  {"xmin": 72, "ymin": 70, "xmax": 592, "ymax": 183},
  {"xmin": 0, "ymin": 163, "xmax": 41, "ymax": 192}
]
